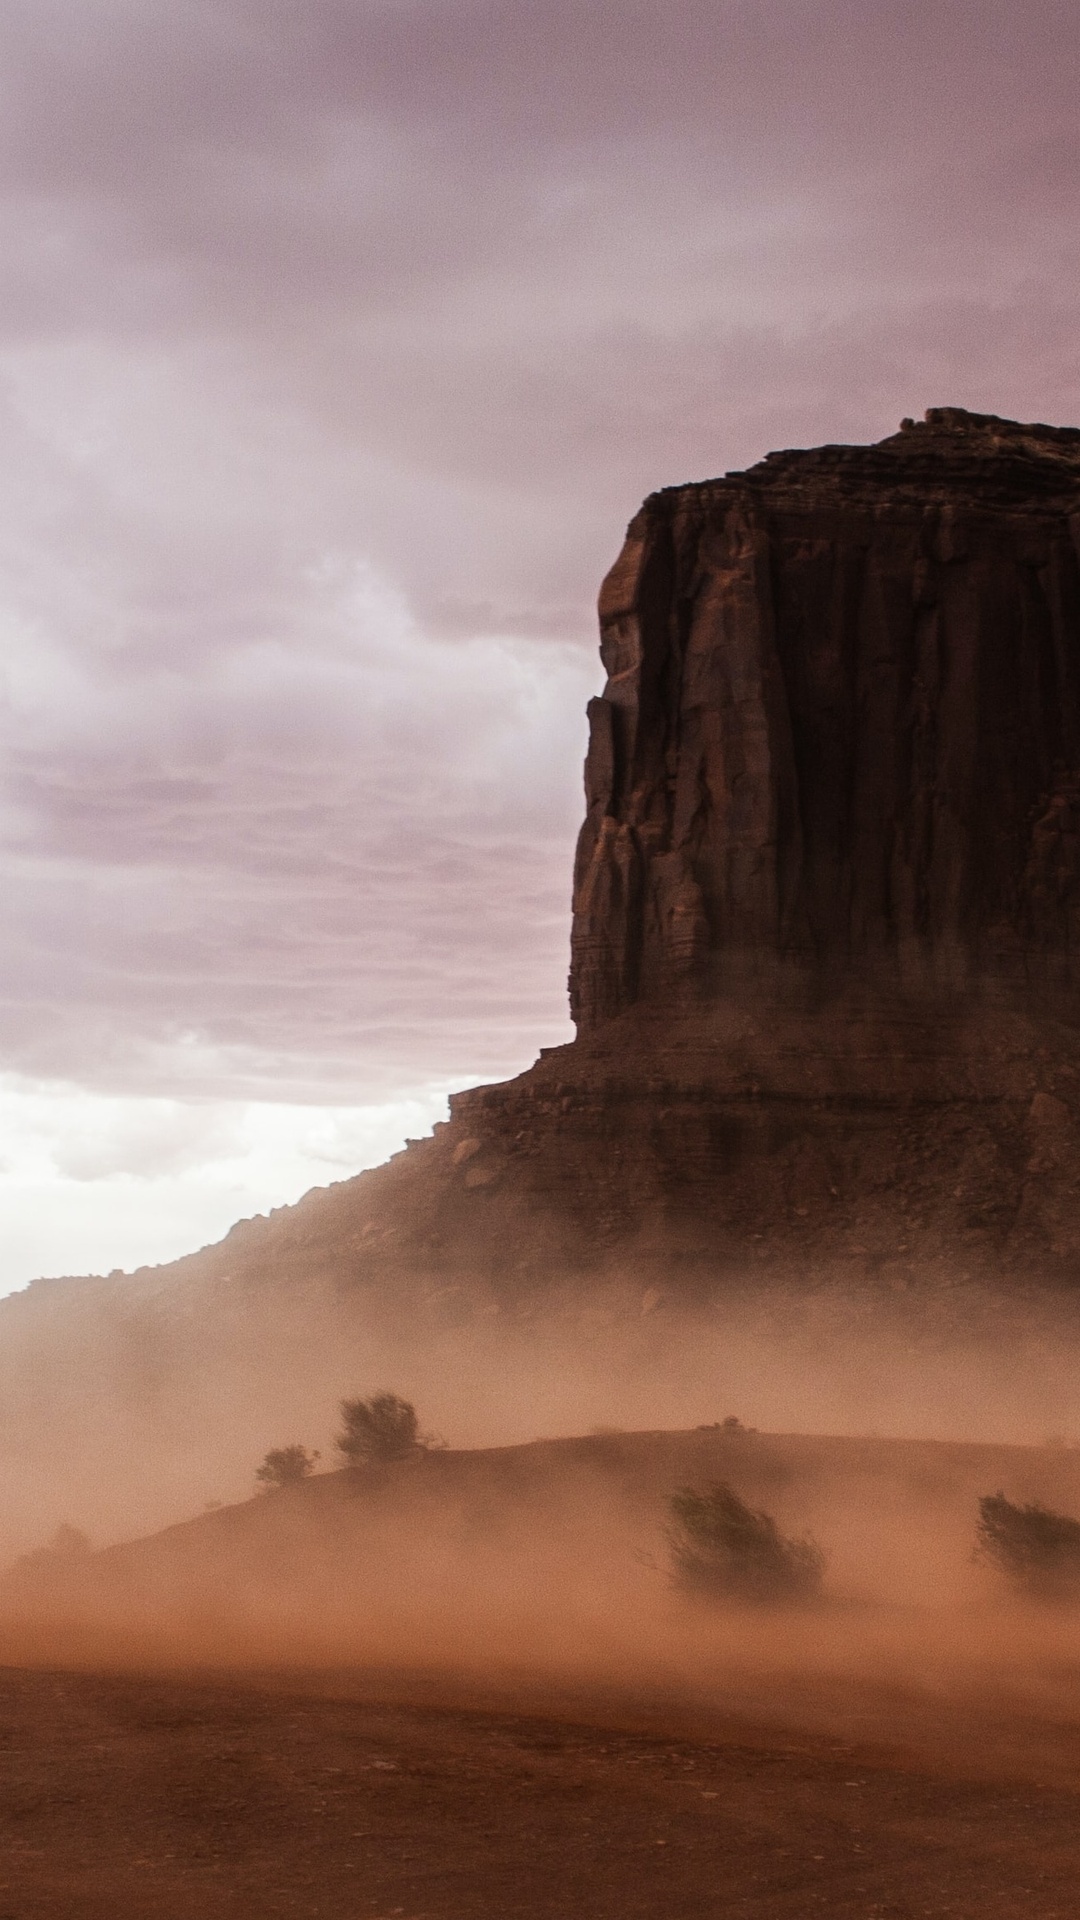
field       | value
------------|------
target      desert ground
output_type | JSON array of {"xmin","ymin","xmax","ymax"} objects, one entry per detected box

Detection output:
[
  {"xmin": 2, "ymin": 1662, "xmax": 1080, "ymax": 1918},
  {"xmin": 3, "ymin": 1427, "xmax": 1080, "ymax": 1915}
]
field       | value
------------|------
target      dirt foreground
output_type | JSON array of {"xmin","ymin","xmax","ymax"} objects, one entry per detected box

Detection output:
[
  {"xmin": 0, "ymin": 1664, "xmax": 1078, "ymax": 1919},
  {"xmin": 6, "ymin": 1430, "xmax": 1080, "ymax": 1914}
]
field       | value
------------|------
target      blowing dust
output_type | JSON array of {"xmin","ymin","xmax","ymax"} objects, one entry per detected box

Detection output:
[
  {"xmin": 3, "ymin": 1266, "xmax": 1080, "ymax": 1549},
  {"xmin": 3, "ymin": 1275, "xmax": 1080, "ymax": 1777}
]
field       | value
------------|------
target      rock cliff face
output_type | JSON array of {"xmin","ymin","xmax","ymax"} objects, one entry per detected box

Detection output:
[
  {"xmin": 430, "ymin": 411, "xmax": 1080, "ymax": 1282},
  {"xmin": 570, "ymin": 409, "xmax": 1080, "ymax": 1028}
]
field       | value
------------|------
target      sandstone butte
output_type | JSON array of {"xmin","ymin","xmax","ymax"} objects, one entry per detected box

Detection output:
[{"xmin": 9, "ymin": 406, "xmax": 1080, "ymax": 1346}]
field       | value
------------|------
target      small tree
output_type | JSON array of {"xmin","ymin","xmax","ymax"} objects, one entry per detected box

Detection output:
[
  {"xmin": 667, "ymin": 1482, "xmax": 824, "ymax": 1604},
  {"xmin": 11, "ymin": 1525, "xmax": 92, "ymax": 1585},
  {"xmin": 18, "ymin": 1524, "xmax": 91, "ymax": 1570},
  {"xmin": 337, "ymin": 1391, "xmax": 422, "ymax": 1469},
  {"xmin": 255, "ymin": 1444, "xmax": 320, "ymax": 1492},
  {"xmin": 976, "ymin": 1491, "xmax": 1080, "ymax": 1598}
]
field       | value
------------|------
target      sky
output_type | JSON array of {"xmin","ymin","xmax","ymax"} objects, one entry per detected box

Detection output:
[{"xmin": 1, "ymin": 0, "xmax": 1079, "ymax": 1291}]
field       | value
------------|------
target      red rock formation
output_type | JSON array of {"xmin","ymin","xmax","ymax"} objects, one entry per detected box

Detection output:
[{"xmin": 571, "ymin": 409, "xmax": 1080, "ymax": 1028}]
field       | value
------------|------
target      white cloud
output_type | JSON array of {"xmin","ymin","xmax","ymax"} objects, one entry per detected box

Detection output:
[
  {"xmin": 0, "ymin": 392, "xmax": 594, "ymax": 1099},
  {"xmin": 0, "ymin": 1073, "xmax": 466, "ymax": 1294}
]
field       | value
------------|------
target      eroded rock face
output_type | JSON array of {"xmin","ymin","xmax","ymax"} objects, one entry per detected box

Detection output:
[{"xmin": 570, "ymin": 409, "xmax": 1080, "ymax": 1029}]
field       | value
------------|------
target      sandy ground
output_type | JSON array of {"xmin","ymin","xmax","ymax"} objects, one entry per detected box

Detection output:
[
  {"xmin": 6, "ymin": 1431, "xmax": 1080, "ymax": 1914},
  {"xmin": 1, "ymin": 1665, "xmax": 1079, "ymax": 1919}
]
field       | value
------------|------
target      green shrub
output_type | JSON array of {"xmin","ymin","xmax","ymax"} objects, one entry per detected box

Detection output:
[
  {"xmin": 976, "ymin": 1491, "xmax": 1080, "ymax": 1598},
  {"xmin": 337, "ymin": 1392, "xmax": 422, "ymax": 1468},
  {"xmin": 667, "ymin": 1482, "xmax": 824, "ymax": 1603},
  {"xmin": 255, "ymin": 1444, "xmax": 320, "ymax": 1491}
]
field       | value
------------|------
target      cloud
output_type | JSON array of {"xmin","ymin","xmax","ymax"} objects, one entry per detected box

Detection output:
[
  {"xmin": 0, "ymin": 0, "xmax": 1079, "ymax": 1278},
  {"xmin": 0, "ymin": 1071, "xmax": 460, "ymax": 1289},
  {"xmin": 0, "ymin": 539, "xmax": 595, "ymax": 1098}
]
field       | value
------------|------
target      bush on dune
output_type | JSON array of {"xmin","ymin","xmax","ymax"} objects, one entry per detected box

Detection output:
[
  {"xmin": 16, "ymin": 1524, "xmax": 91, "ymax": 1571},
  {"xmin": 667, "ymin": 1482, "xmax": 824, "ymax": 1604},
  {"xmin": 336, "ymin": 1392, "xmax": 425, "ymax": 1469},
  {"xmin": 255, "ymin": 1445, "xmax": 320, "ymax": 1492},
  {"xmin": 976, "ymin": 1491, "xmax": 1080, "ymax": 1598},
  {"xmin": 7, "ymin": 1525, "xmax": 92, "ymax": 1589}
]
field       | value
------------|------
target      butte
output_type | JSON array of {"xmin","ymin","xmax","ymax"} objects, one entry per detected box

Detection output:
[{"xmin": 364, "ymin": 404, "xmax": 1080, "ymax": 1296}]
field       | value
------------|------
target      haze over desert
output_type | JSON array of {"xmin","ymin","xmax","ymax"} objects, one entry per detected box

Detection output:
[{"xmin": 5, "ymin": 4, "xmax": 1080, "ymax": 1917}]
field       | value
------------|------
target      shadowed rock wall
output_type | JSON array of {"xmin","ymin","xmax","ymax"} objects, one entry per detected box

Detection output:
[{"xmin": 570, "ymin": 409, "xmax": 1080, "ymax": 1028}]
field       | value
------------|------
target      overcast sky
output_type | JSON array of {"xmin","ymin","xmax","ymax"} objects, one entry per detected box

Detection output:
[{"xmin": 2, "ymin": 0, "xmax": 1078, "ymax": 1289}]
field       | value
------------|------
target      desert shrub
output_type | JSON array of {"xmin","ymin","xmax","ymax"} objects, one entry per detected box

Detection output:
[
  {"xmin": 667, "ymin": 1481, "xmax": 824, "ymax": 1604},
  {"xmin": 255, "ymin": 1444, "xmax": 320, "ymax": 1491},
  {"xmin": 13, "ymin": 1525, "xmax": 91, "ymax": 1578},
  {"xmin": 976, "ymin": 1491, "xmax": 1080, "ymax": 1598},
  {"xmin": 337, "ymin": 1391, "xmax": 422, "ymax": 1468}
]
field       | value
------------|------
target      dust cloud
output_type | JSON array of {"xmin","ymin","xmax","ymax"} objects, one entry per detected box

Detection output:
[
  {"xmin": 3, "ymin": 1272, "xmax": 1080, "ymax": 1779},
  {"xmin": 3, "ymin": 1266, "xmax": 1080, "ymax": 1553}
]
